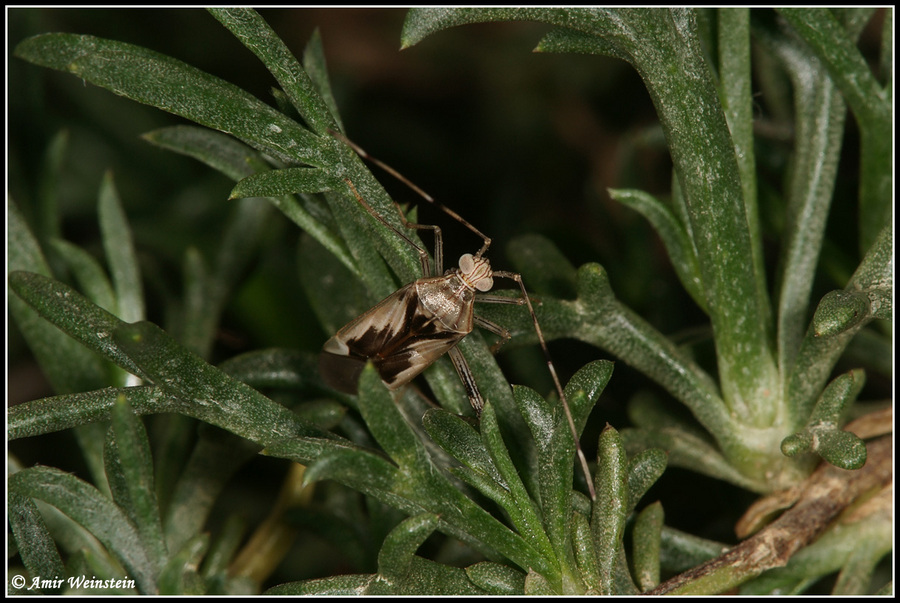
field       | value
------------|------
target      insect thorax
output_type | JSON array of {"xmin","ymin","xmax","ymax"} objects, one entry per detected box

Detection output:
[{"xmin": 415, "ymin": 273, "xmax": 476, "ymax": 334}]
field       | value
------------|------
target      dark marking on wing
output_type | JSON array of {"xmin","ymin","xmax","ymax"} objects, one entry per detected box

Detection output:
[{"xmin": 319, "ymin": 284, "xmax": 469, "ymax": 394}]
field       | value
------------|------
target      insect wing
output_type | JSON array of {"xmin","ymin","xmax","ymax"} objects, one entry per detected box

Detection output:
[{"xmin": 319, "ymin": 283, "xmax": 466, "ymax": 394}]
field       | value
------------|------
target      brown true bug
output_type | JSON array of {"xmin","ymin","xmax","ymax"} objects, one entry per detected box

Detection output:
[{"xmin": 319, "ymin": 131, "xmax": 595, "ymax": 500}]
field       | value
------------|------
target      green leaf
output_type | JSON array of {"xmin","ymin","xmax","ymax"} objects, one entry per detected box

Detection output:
[
  {"xmin": 105, "ymin": 395, "xmax": 166, "ymax": 569},
  {"xmin": 422, "ymin": 408, "xmax": 503, "ymax": 485},
  {"xmin": 788, "ymin": 226, "xmax": 892, "ymax": 424},
  {"xmin": 9, "ymin": 204, "xmax": 109, "ymax": 394},
  {"xmin": 34, "ymin": 129, "xmax": 70, "ymax": 244},
  {"xmin": 9, "ymin": 269, "xmax": 138, "ymax": 388},
  {"xmin": 288, "ymin": 444, "xmax": 399, "ymax": 499},
  {"xmin": 112, "ymin": 320, "xmax": 331, "ymax": 446},
  {"xmin": 562, "ymin": 264, "xmax": 735, "ymax": 453},
  {"xmin": 208, "ymin": 8, "xmax": 338, "ymax": 135},
  {"xmin": 8, "ymin": 490, "xmax": 66, "ymax": 593},
  {"xmin": 621, "ymin": 424, "xmax": 765, "ymax": 494},
  {"xmin": 608, "ymin": 188, "xmax": 706, "ymax": 313},
  {"xmin": 572, "ymin": 511, "xmax": 600, "ymax": 594},
  {"xmin": 512, "ymin": 385, "xmax": 572, "ymax": 553},
  {"xmin": 777, "ymin": 9, "xmax": 888, "ymax": 127},
  {"xmin": 355, "ymin": 364, "xmax": 431, "ymax": 470},
  {"xmin": 390, "ymin": 557, "xmax": 488, "ymax": 595},
  {"xmin": 625, "ymin": 448, "xmax": 668, "ymax": 516},
  {"xmin": 376, "ymin": 513, "xmax": 440, "ymax": 583},
  {"xmin": 9, "ymin": 466, "xmax": 157, "ymax": 593},
  {"xmin": 632, "ymin": 501, "xmax": 664, "ymax": 591},
  {"xmin": 564, "ymin": 359, "xmax": 614, "ymax": 430},
  {"xmin": 157, "ymin": 534, "xmax": 209, "ymax": 595},
  {"xmin": 218, "ymin": 348, "xmax": 338, "ymax": 398},
  {"xmin": 183, "ymin": 194, "xmax": 271, "ymax": 359},
  {"xmin": 14, "ymin": 32, "xmax": 329, "ymax": 167},
  {"xmin": 832, "ymin": 524, "xmax": 890, "ymax": 594},
  {"xmin": 178, "ymin": 248, "xmax": 214, "ymax": 357},
  {"xmin": 8, "ymin": 198, "xmax": 52, "ymax": 278},
  {"xmin": 266, "ymin": 574, "xmax": 374, "ymax": 595},
  {"xmin": 8, "ymin": 386, "xmax": 169, "ymax": 441},
  {"xmin": 658, "ymin": 526, "xmax": 727, "ymax": 574},
  {"xmin": 758, "ymin": 19, "xmax": 848, "ymax": 372},
  {"xmin": 813, "ymin": 290, "xmax": 872, "ymax": 337},
  {"xmin": 303, "ymin": 28, "xmax": 344, "ymax": 132},
  {"xmin": 230, "ymin": 167, "xmax": 334, "ymax": 199},
  {"xmin": 781, "ymin": 369, "xmax": 867, "ymax": 469},
  {"xmin": 98, "ymin": 173, "xmax": 145, "ymax": 324},
  {"xmin": 718, "ymin": 10, "xmax": 760, "ymax": 275},
  {"xmin": 506, "ymin": 233, "xmax": 578, "ymax": 299},
  {"xmin": 465, "ymin": 561, "xmax": 526, "ymax": 595},
  {"xmin": 591, "ymin": 425, "xmax": 628, "ymax": 595},
  {"xmin": 297, "ymin": 232, "xmax": 371, "ymax": 337},
  {"xmin": 778, "ymin": 9, "xmax": 891, "ymax": 255},
  {"xmin": 481, "ymin": 402, "xmax": 559, "ymax": 579},
  {"xmin": 142, "ymin": 125, "xmax": 260, "ymax": 180},
  {"xmin": 200, "ymin": 515, "xmax": 246, "ymax": 581},
  {"xmin": 162, "ymin": 428, "xmax": 258, "ymax": 554},
  {"xmin": 48, "ymin": 238, "xmax": 117, "ymax": 313},
  {"xmin": 847, "ymin": 224, "xmax": 893, "ymax": 296}
]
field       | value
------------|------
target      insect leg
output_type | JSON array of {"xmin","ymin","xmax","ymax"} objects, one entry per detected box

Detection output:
[
  {"xmin": 447, "ymin": 346, "xmax": 485, "ymax": 416},
  {"xmin": 394, "ymin": 212, "xmax": 443, "ymax": 276},
  {"xmin": 473, "ymin": 315, "xmax": 513, "ymax": 355},
  {"xmin": 343, "ymin": 179, "xmax": 434, "ymax": 276},
  {"xmin": 491, "ymin": 269, "xmax": 596, "ymax": 501},
  {"xmin": 332, "ymin": 129, "xmax": 491, "ymax": 262},
  {"xmin": 475, "ymin": 293, "xmax": 527, "ymax": 305}
]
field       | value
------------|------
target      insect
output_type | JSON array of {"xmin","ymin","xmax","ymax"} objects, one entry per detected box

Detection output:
[{"xmin": 319, "ymin": 131, "xmax": 595, "ymax": 500}]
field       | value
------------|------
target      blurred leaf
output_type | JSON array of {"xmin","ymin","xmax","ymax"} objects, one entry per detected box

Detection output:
[
  {"xmin": 14, "ymin": 32, "xmax": 330, "ymax": 167},
  {"xmin": 8, "ymin": 490, "xmax": 66, "ymax": 594},
  {"xmin": 99, "ymin": 173, "xmax": 145, "ymax": 324},
  {"xmin": 608, "ymin": 189, "xmax": 706, "ymax": 313},
  {"xmin": 105, "ymin": 395, "xmax": 166, "ymax": 568},
  {"xmin": 9, "ymin": 466, "xmax": 157, "ymax": 593},
  {"xmin": 157, "ymin": 534, "xmax": 208, "ymax": 595}
]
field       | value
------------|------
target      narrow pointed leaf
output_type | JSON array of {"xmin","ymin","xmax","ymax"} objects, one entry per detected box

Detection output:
[
  {"xmin": 9, "ymin": 467, "xmax": 157, "ymax": 593},
  {"xmin": 209, "ymin": 8, "xmax": 338, "ymax": 135},
  {"xmin": 376, "ymin": 513, "xmax": 439, "ymax": 582},
  {"xmin": 230, "ymin": 167, "xmax": 334, "ymax": 199},
  {"xmin": 99, "ymin": 173, "xmax": 145, "ymax": 324},
  {"xmin": 9, "ymin": 270, "xmax": 145, "ymax": 382},
  {"xmin": 8, "ymin": 490, "xmax": 66, "ymax": 593},
  {"xmin": 608, "ymin": 188, "xmax": 706, "ymax": 313},
  {"xmin": 106, "ymin": 395, "xmax": 166, "ymax": 568},
  {"xmin": 592, "ymin": 425, "xmax": 628, "ymax": 595},
  {"xmin": 14, "ymin": 33, "xmax": 329, "ymax": 167}
]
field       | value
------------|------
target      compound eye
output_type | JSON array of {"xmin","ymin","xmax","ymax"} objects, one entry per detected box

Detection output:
[
  {"xmin": 458, "ymin": 253, "xmax": 474, "ymax": 273},
  {"xmin": 475, "ymin": 276, "xmax": 493, "ymax": 292}
]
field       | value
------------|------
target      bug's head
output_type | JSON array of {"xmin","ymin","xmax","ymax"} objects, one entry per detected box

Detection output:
[{"xmin": 458, "ymin": 253, "xmax": 493, "ymax": 292}]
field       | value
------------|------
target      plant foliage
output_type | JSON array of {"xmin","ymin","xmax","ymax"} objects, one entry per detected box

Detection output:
[{"xmin": 8, "ymin": 7, "xmax": 891, "ymax": 595}]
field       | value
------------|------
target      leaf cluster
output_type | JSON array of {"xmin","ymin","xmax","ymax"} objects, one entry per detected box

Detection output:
[{"xmin": 8, "ymin": 7, "xmax": 892, "ymax": 595}]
